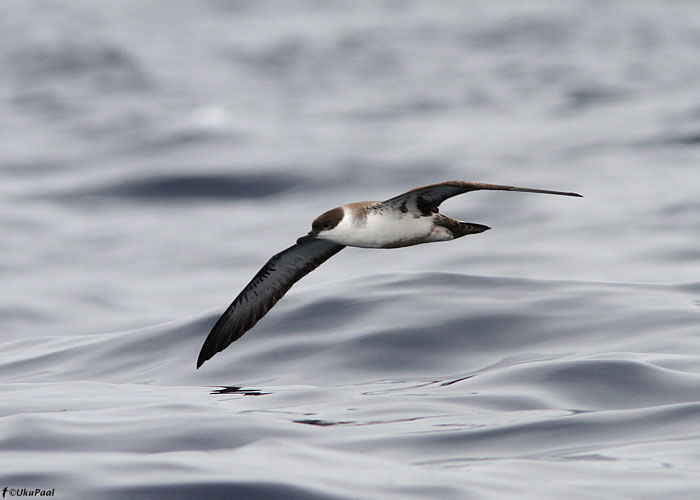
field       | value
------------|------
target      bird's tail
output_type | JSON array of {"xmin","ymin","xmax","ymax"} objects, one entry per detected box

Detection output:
[{"xmin": 453, "ymin": 221, "xmax": 490, "ymax": 238}]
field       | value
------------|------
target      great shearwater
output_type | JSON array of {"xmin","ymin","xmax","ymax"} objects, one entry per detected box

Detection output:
[{"xmin": 197, "ymin": 180, "xmax": 581, "ymax": 367}]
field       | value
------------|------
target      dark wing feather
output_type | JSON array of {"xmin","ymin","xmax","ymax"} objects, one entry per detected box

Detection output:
[
  {"xmin": 382, "ymin": 180, "xmax": 582, "ymax": 215},
  {"xmin": 197, "ymin": 236, "xmax": 344, "ymax": 368}
]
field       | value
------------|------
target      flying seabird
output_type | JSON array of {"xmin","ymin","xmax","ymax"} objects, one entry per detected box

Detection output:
[{"xmin": 197, "ymin": 180, "xmax": 582, "ymax": 367}]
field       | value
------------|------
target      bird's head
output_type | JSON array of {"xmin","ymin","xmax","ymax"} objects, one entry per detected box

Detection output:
[{"xmin": 306, "ymin": 206, "xmax": 345, "ymax": 239}]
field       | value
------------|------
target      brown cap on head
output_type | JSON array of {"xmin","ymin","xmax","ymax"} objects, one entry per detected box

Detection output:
[{"xmin": 312, "ymin": 206, "xmax": 344, "ymax": 232}]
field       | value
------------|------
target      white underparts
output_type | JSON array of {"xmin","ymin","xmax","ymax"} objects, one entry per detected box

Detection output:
[{"xmin": 318, "ymin": 206, "xmax": 452, "ymax": 248}]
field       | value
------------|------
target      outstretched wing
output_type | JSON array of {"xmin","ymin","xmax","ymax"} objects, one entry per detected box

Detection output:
[
  {"xmin": 197, "ymin": 236, "xmax": 344, "ymax": 368},
  {"xmin": 382, "ymin": 180, "xmax": 582, "ymax": 216}
]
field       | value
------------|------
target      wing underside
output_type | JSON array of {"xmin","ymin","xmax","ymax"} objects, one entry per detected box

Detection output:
[{"xmin": 197, "ymin": 236, "xmax": 344, "ymax": 368}]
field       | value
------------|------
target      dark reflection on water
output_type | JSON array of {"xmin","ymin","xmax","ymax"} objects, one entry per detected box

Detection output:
[
  {"xmin": 209, "ymin": 386, "xmax": 270, "ymax": 396},
  {"xmin": 294, "ymin": 418, "xmax": 354, "ymax": 427}
]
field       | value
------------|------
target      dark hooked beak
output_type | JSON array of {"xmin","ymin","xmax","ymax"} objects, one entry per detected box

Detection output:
[{"xmin": 296, "ymin": 229, "xmax": 319, "ymax": 244}]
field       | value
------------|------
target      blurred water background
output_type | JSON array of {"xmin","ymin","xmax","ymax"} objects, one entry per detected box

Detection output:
[{"xmin": 1, "ymin": 1, "xmax": 700, "ymax": 498}]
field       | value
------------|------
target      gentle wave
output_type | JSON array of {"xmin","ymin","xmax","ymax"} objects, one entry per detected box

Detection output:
[{"xmin": 1, "ymin": 271, "xmax": 700, "ymax": 498}]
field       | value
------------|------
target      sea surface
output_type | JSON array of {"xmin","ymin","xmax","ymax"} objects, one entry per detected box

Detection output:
[{"xmin": 2, "ymin": 1, "xmax": 700, "ymax": 499}]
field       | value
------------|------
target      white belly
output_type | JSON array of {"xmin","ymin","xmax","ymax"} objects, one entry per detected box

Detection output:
[{"xmin": 322, "ymin": 208, "xmax": 443, "ymax": 248}]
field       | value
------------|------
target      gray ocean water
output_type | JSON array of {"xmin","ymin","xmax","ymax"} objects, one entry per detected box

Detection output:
[{"xmin": 2, "ymin": 1, "xmax": 700, "ymax": 498}]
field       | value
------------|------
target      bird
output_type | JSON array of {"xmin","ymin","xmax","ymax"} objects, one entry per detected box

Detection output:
[{"xmin": 197, "ymin": 180, "xmax": 582, "ymax": 368}]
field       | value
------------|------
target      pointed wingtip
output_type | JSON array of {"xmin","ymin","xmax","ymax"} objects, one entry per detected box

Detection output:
[
  {"xmin": 196, "ymin": 348, "xmax": 211, "ymax": 369},
  {"xmin": 197, "ymin": 349, "xmax": 212, "ymax": 370},
  {"xmin": 511, "ymin": 187, "xmax": 583, "ymax": 198},
  {"xmin": 470, "ymin": 183, "xmax": 583, "ymax": 198}
]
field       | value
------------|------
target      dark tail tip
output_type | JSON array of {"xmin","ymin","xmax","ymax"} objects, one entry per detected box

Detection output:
[
  {"xmin": 448, "ymin": 221, "xmax": 490, "ymax": 239},
  {"xmin": 463, "ymin": 222, "xmax": 490, "ymax": 234}
]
